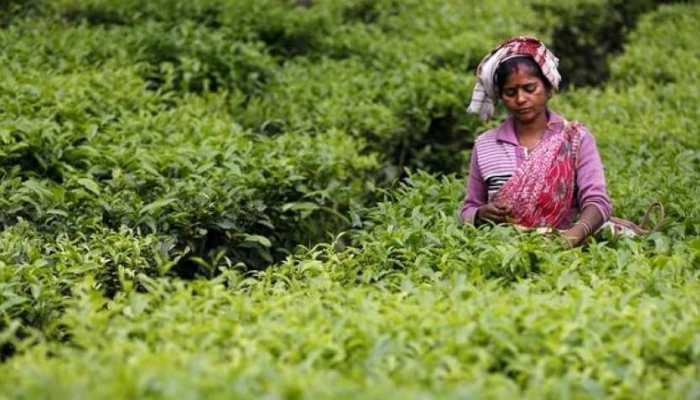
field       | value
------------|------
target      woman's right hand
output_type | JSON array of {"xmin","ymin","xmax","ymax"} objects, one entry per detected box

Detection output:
[{"xmin": 476, "ymin": 203, "xmax": 511, "ymax": 224}]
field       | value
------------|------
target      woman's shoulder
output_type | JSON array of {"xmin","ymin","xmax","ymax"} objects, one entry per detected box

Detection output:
[
  {"xmin": 550, "ymin": 110, "xmax": 594, "ymax": 138},
  {"xmin": 474, "ymin": 119, "xmax": 511, "ymax": 147},
  {"xmin": 568, "ymin": 121, "xmax": 597, "ymax": 147},
  {"xmin": 557, "ymin": 116, "xmax": 601, "ymax": 156},
  {"xmin": 474, "ymin": 128, "xmax": 499, "ymax": 145},
  {"xmin": 472, "ymin": 128, "xmax": 503, "ymax": 158},
  {"xmin": 546, "ymin": 112, "xmax": 598, "ymax": 149}
]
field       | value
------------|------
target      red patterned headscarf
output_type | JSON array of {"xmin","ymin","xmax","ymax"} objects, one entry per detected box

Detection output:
[
  {"xmin": 467, "ymin": 37, "xmax": 561, "ymax": 120},
  {"xmin": 494, "ymin": 121, "xmax": 583, "ymax": 228}
]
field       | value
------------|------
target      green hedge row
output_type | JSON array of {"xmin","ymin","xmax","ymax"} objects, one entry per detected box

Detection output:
[
  {"xmin": 0, "ymin": 64, "xmax": 378, "ymax": 268},
  {"xmin": 1, "ymin": 2, "xmax": 699, "ymax": 398},
  {"xmin": 2, "ymin": 0, "xmax": 550, "ymax": 175},
  {"xmin": 1, "ymin": 176, "xmax": 698, "ymax": 398},
  {"xmin": 530, "ymin": 0, "xmax": 688, "ymax": 87},
  {"xmin": 0, "ymin": 0, "xmax": 555, "ymax": 282}
]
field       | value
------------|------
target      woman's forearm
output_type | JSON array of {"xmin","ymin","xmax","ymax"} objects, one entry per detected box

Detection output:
[{"xmin": 562, "ymin": 205, "xmax": 605, "ymax": 246}]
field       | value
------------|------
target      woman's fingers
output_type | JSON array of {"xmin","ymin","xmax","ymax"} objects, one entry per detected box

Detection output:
[
  {"xmin": 494, "ymin": 203, "xmax": 511, "ymax": 215},
  {"xmin": 491, "ymin": 204, "xmax": 509, "ymax": 218},
  {"xmin": 480, "ymin": 204, "xmax": 508, "ymax": 222}
]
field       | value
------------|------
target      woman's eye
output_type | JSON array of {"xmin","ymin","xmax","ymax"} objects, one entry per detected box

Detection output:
[
  {"xmin": 524, "ymin": 84, "xmax": 537, "ymax": 93},
  {"xmin": 504, "ymin": 89, "xmax": 517, "ymax": 97}
]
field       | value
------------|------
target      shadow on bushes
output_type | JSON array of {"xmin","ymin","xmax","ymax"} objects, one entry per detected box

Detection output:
[
  {"xmin": 533, "ymin": 0, "xmax": 678, "ymax": 88},
  {"xmin": 0, "ymin": 0, "xmax": 42, "ymax": 26}
]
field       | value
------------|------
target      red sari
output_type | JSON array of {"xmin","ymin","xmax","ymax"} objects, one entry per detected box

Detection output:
[
  {"xmin": 494, "ymin": 121, "xmax": 583, "ymax": 229},
  {"xmin": 492, "ymin": 121, "xmax": 662, "ymax": 237}
]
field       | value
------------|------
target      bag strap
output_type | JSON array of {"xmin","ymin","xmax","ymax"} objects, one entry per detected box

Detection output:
[
  {"xmin": 608, "ymin": 201, "xmax": 665, "ymax": 237},
  {"xmin": 638, "ymin": 201, "xmax": 665, "ymax": 234}
]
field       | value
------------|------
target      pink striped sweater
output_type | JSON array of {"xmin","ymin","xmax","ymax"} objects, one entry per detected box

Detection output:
[{"xmin": 460, "ymin": 110, "xmax": 612, "ymax": 229}]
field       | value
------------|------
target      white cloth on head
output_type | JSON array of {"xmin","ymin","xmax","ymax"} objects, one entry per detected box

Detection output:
[{"xmin": 467, "ymin": 37, "xmax": 561, "ymax": 121}]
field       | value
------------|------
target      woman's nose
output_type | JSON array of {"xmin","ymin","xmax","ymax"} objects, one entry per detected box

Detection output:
[{"xmin": 515, "ymin": 90, "xmax": 526, "ymax": 104}]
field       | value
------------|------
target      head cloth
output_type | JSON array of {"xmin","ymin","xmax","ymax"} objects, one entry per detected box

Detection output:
[{"xmin": 467, "ymin": 36, "xmax": 561, "ymax": 120}]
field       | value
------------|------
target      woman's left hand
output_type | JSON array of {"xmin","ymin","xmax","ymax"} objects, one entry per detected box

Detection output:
[{"xmin": 560, "ymin": 228, "xmax": 585, "ymax": 248}]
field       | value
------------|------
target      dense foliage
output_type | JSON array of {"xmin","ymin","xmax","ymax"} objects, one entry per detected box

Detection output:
[{"xmin": 1, "ymin": 1, "xmax": 699, "ymax": 398}]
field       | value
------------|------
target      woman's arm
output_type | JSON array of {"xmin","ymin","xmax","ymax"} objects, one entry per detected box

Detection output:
[
  {"xmin": 562, "ymin": 127, "xmax": 612, "ymax": 246},
  {"xmin": 460, "ymin": 147, "xmax": 487, "ymax": 224},
  {"xmin": 575, "ymin": 127, "xmax": 612, "ymax": 221},
  {"xmin": 562, "ymin": 205, "xmax": 605, "ymax": 247}
]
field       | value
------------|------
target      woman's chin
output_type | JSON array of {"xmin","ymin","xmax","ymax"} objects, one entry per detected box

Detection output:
[
  {"xmin": 513, "ymin": 110, "xmax": 542, "ymax": 124},
  {"xmin": 514, "ymin": 114, "xmax": 535, "ymax": 124}
]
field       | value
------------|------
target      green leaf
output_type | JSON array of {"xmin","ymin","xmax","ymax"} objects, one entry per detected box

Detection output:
[
  {"xmin": 281, "ymin": 201, "xmax": 320, "ymax": 213},
  {"xmin": 242, "ymin": 234, "xmax": 272, "ymax": 248},
  {"xmin": 77, "ymin": 178, "xmax": 101, "ymax": 195},
  {"xmin": 139, "ymin": 198, "xmax": 177, "ymax": 215}
]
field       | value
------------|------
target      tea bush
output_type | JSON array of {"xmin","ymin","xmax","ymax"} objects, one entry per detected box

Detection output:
[
  {"xmin": 0, "ymin": 49, "xmax": 379, "ymax": 279},
  {"xmin": 552, "ymin": 3, "xmax": 700, "ymax": 233},
  {"xmin": 1, "ymin": 1, "xmax": 700, "ymax": 399},
  {"xmin": 0, "ymin": 67, "xmax": 378, "ymax": 268},
  {"xmin": 35, "ymin": 0, "xmax": 545, "ymax": 174},
  {"xmin": 530, "ymin": 0, "xmax": 680, "ymax": 87},
  {"xmin": 609, "ymin": 2, "xmax": 700, "ymax": 87}
]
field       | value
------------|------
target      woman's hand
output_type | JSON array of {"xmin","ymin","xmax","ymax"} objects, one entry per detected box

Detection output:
[
  {"xmin": 560, "ymin": 210, "xmax": 603, "ymax": 247},
  {"xmin": 560, "ymin": 225, "xmax": 587, "ymax": 248},
  {"xmin": 476, "ymin": 203, "xmax": 511, "ymax": 224}
]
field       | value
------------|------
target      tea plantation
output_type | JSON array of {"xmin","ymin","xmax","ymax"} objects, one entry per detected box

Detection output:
[{"xmin": 1, "ymin": 1, "xmax": 699, "ymax": 398}]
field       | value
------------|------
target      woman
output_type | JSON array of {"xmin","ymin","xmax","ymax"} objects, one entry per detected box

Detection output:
[{"xmin": 460, "ymin": 37, "xmax": 611, "ymax": 247}]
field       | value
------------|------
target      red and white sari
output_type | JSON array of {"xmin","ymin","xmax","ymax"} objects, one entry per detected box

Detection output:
[
  {"xmin": 492, "ymin": 120, "xmax": 662, "ymax": 236},
  {"xmin": 493, "ymin": 121, "xmax": 583, "ymax": 229}
]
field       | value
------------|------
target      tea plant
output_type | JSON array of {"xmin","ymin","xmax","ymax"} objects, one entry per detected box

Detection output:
[{"xmin": 1, "ymin": 1, "xmax": 699, "ymax": 399}]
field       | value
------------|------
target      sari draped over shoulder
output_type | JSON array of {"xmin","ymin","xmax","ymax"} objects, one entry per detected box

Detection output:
[{"xmin": 493, "ymin": 120, "xmax": 584, "ymax": 229}]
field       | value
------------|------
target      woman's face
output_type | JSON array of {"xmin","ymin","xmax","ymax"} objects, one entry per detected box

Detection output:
[{"xmin": 499, "ymin": 66, "xmax": 551, "ymax": 124}]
